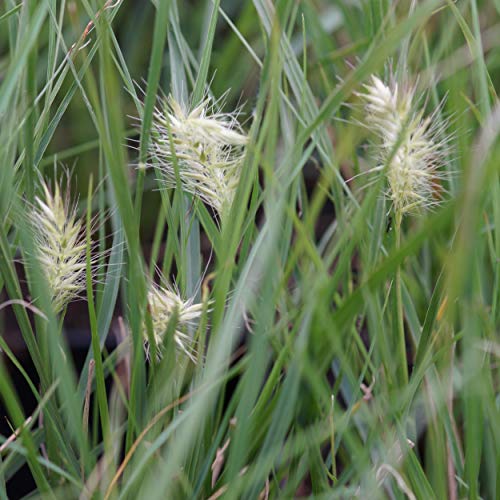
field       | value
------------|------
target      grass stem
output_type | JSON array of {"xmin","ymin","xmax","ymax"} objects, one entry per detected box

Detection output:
[{"xmin": 395, "ymin": 211, "xmax": 408, "ymax": 386}]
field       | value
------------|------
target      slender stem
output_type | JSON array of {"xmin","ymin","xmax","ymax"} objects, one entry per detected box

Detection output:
[
  {"xmin": 446, "ymin": 337, "xmax": 457, "ymax": 500},
  {"xmin": 395, "ymin": 211, "xmax": 408, "ymax": 385},
  {"xmin": 85, "ymin": 176, "xmax": 110, "ymax": 446},
  {"xmin": 133, "ymin": 162, "xmax": 147, "ymax": 221}
]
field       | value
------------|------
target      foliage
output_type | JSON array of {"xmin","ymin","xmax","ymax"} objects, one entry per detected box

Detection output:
[{"xmin": 0, "ymin": 0, "xmax": 498, "ymax": 498}]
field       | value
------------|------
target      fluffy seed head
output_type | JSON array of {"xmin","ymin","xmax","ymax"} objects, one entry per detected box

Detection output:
[
  {"xmin": 360, "ymin": 75, "xmax": 448, "ymax": 215},
  {"xmin": 145, "ymin": 280, "xmax": 205, "ymax": 362},
  {"xmin": 30, "ymin": 179, "xmax": 87, "ymax": 313},
  {"xmin": 149, "ymin": 95, "xmax": 247, "ymax": 220}
]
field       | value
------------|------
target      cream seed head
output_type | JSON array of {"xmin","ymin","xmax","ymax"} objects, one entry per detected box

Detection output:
[
  {"xmin": 30, "ymin": 179, "xmax": 87, "ymax": 313},
  {"xmin": 359, "ymin": 75, "xmax": 448, "ymax": 215},
  {"xmin": 145, "ymin": 280, "xmax": 206, "ymax": 362},
  {"xmin": 149, "ymin": 94, "xmax": 248, "ymax": 220}
]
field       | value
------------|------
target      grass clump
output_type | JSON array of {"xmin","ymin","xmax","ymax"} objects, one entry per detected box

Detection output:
[{"xmin": 0, "ymin": 1, "xmax": 498, "ymax": 499}]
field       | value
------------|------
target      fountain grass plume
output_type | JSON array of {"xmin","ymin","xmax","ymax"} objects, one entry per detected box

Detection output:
[
  {"xmin": 148, "ymin": 94, "xmax": 248, "ymax": 221},
  {"xmin": 145, "ymin": 279, "xmax": 207, "ymax": 362},
  {"xmin": 359, "ymin": 74, "xmax": 450, "ymax": 216},
  {"xmin": 29, "ymin": 177, "xmax": 89, "ymax": 313}
]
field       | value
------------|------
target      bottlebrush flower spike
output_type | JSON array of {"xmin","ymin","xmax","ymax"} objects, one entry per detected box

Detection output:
[
  {"xmin": 359, "ymin": 75, "xmax": 448, "ymax": 215},
  {"xmin": 149, "ymin": 94, "xmax": 248, "ymax": 220},
  {"xmin": 145, "ymin": 280, "xmax": 206, "ymax": 362},
  {"xmin": 30, "ymin": 179, "xmax": 87, "ymax": 313}
]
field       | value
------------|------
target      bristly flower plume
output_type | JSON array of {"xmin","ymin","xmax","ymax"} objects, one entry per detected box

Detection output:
[
  {"xmin": 359, "ymin": 75, "xmax": 449, "ymax": 216},
  {"xmin": 30, "ymin": 178, "xmax": 87, "ymax": 313},
  {"xmin": 148, "ymin": 94, "xmax": 248, "ymax": 220},
  {"xmin": 144, "ymin": 280, "xmax": 206, "ymax": 362}
]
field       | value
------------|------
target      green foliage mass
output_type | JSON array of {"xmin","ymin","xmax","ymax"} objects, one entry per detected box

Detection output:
[{"xmin": 0, "ymin": 0, "xmax": 498, "ymax": 498}]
